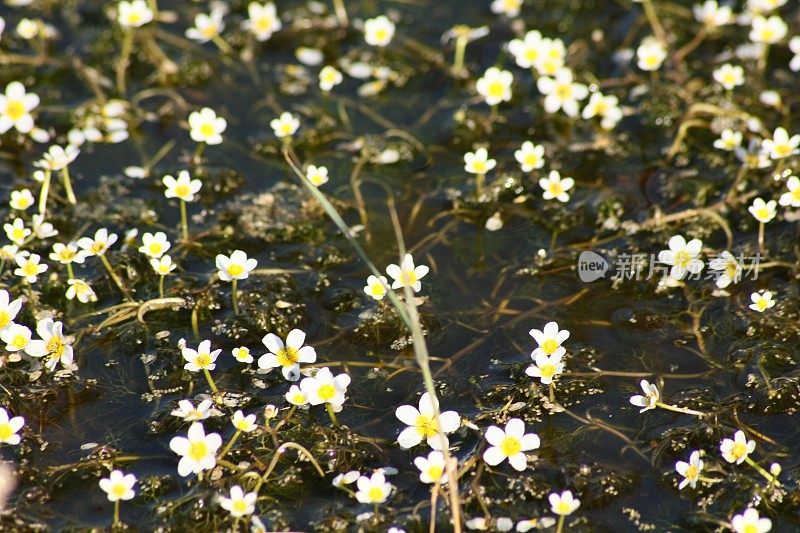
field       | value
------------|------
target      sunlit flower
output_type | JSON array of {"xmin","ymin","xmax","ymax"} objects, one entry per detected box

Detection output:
[
  {"xmin": 232, "ymin": 410, "xmax": 257, "ymax": 433},
  {"xmin": 525, "ymin": 352, "xmax": 565, "ymax": 385},
  {"xmin": 636, "ymin": 37, "xmax": 667, "ymax": 71},
  {"xmin": 536, "ymin": 67, "xmax": 588, "ymax": 117},
  {"xmin": 529, "ymin": 321, "xmax": 569, "ymax": 358},
  {"xmin": 270, "ymin": 112, "xmax": 300, "ymax": 138},
  {"xmin": 713, "ymin": 129, "xmax": 742, "ymax": 151},
  {"xmin": 35, "ymin": 145, "xmax": 79, "ymax": 171},
  {"xmin": 305, "ymin": 164, "xmax": 329, "ymax": 187},
  {"xmin": 0, "ymin": 290, "xmax": 22, "ymax": 332},
  {"xmin": 713, "ymin": 63, "xmax": 744, "ymax": 91},
  {"xmin": 731, "ymin": 508, "xmax": 772, "ymax": 533},
  {"xmin": 464, "ymin": 148, "xmax": 496, "ymax": 175},
  {"xmin": 355, "ymin": 471, "xmax": 393, "ymax": 504},
  {"xmin": 508, "ymin": 30, "xmax": 543, "ymax": 69},
  {"xmin": 514, "ymin": 141, "xmax": 545, "ymax": 172},
  {"xmin": 761, "ymin": 127, "xmax": 799, "ymax": 159},
  {"xmin": 243, "ymin": 2, "xmax": 281, "ymax": 41},
  {"xmin": 658, "ymin": 235, "xmax": 704, "ymax": 280},
  {"xmin": 117, "ymin": 0, "xmax": 154, "ymax": 28},
  {"xmin": 216, "ymin": 250, "xmax": 257, "ymax": 281},
  {"xmin": 258, "ymin": 329, "xmax": 316, "ymax": 381},
  {"xmin": 9, "ymin": 189, "xmax": 34, "ymax": 211},
  {"xmin": 319, "ymin": 66, "xmax": 343, "ymax": 92},
  {"xmin": 539, "ymin": 170, "xmax": 574, "ymax": 202},
  {"xmin": 0, "ymin": 408, "xmax": 24, "ymax": 445},
  {"xmin": 188, "ymin": 107, "xmax": 226, "ymax": 145},
  {"xmin": 4, "ymin": 218, "xmax": 30, "ymax": 245},
  {"xmin": 750, "ymin": 15, "xmax": 787, "ymax": 44},
  {"xmin": 364, "ymin": 15, "xmax": 395, "ymax": 47},
  {"xmin": 150, "ymin": 255, "xmax": 176, "ymax": 275},
  {"xmin": 169, "ymin": 422, "xmax": 222, "ymax": 476},
  {"xmin": 163, "ymin": 171, "xmax": 202, "ymax": 202},
  {"xmin": 414, "ymin": 451, "xmax": 448, "ymax": 484},
  {"xmin": 31, "ymin": 215, "xmax": 58, "ymax": 240},
  {"xmin": 138, "ymin": 232, "xmax": 171, "ymax": 258},
  {"xmin": 748, "ymin": 197, "xmax": 777, "ymax": 223},
  {"xmin": 749, "ymin": 290, "xmax": 775, "ymax": 312},
  {"xmin": 219, "ymin": 485, "xmax": 257, "ymax": 517},
  {"xmin": 14, "ymin": 253, "xmax": 47, "ymax": 283},
  {"xmin": 708, "ymin": 251, "xmax": 742, "ymax": 289},
  {"xmin": 299, "ymin": 367, "xmax": 350, "ymax": 409},
  {"xmin": 629, "ymin": 379, "xmax": 660, "ymax": 412},
  {"xmin": 534, "ymin": 38, "xmax": 566, "ymax": 76},
  {"xmin": 693, "ymin": 1, "xmax": 732, "ymax": 28},
  {"xmin": 171, "ymin": 399, "xmax": 214, "ymax": 422},
  {"xmin": 581, "ymin": 92, "xmax": 623, "ymax": 130},
  {"xmin": 476, "ymin": 67, "xmax": 514, "ymax": 106},
  {"xmin": 182, "ymin": 340, "xmax": 221, "ymax": 372},
  {"xmin": 66, "ymin": 279, "xmax": 98, "ymax": 303},
  {"xmin": 99, "ymin": 470, "xmax": 136, "ymax": 502},
  {"xmin": 396, "ymin": 392, "xmax": 460, "ymax": 450},
  {"xmin": 1, "ymin": 324, "xmax": 31, "ymax": 352},
  {"xmin": 285, "ymin": 384, "xmax": 309, "ymax": 406},
  {"xmin": 720, "ymin": 430, "xmax": 755, "ymax": 464},
  {"xmin": 24, "ymin": 318, "xmax": 73, "ymax": 371},
  {"xmin": 232, "ymin": 346, "xmax": 253, "ymax": 364},
  {"xmin": 0, "ymin": 81, "xmax": 39, "ymax": 134},
  {"xmin": 778, "ymin": 175, "xmax": 800, "ymax": 207},
  {"xmin": 363, "ymin": 274, "xmax": 389, "ymax": 301},
  {"xmin": 491, "ymin": 0, "xmax": 524, "ymax": 17},
  {"xmin": 483, "ymin": 418, "xmax": 539, "ymax": 471},
  {"xmin": 386, "ymin": 253, "xmax": 430, "ymax": 292},
  {"xmin": 549, "ymin": 490, "xmax": 580, "ymax": 516},
  {"xmin": 16, "ymin": 18, "xmax": 38, "ymax": 40},
  {"xmin": 185, "ymin": 9, "xmax": 225, "ymax": 44},
  {"xmin": 675, "ymin": 450, "xmax": 703, "ymax": 490}
]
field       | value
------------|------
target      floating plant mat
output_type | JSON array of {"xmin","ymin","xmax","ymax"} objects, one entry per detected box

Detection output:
[{"xmin": 0, "ymin": 0, "xmax": 799, "ymax": 531}]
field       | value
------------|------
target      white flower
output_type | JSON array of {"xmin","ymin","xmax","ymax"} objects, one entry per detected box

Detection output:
[
  {"xmin": 216, "ymin": 250, "xmax": 257, "ymax": 281},
  {"xmin": 35, "ymin": 145, "xmax": 79, "ymax": 171},
  {"xmin": 516, "ymin": 517, "xmax": 556, "ymax": 532},
  {"xmin": 117, "ymin": 0, "xmax": 154, "ymax": 28},
  {"xmin": 675, "ymin": 450, "xmax": 703, "ymax": 490},
  {"xmin": 363, "ymin": 274, "xmax": 389, "ymax": 301},
  {"xmin": 789, "ymin": 36, "xmax": 800, "ymax": 71},
  {"xmin": 231, "ymin": 410, "xmax": 257, "ymax": 433},
  {"xmin": 188, "ymin": 107, "xmax": 226, "ymax": 145},
  {"xmin": 182, "ymin": 340, "xmax": 221, "ymax": 372},
  {"xmin": 243, "ymin": 2, "xmax": 281, "ymax": 41},
  {"xmin": 748, "ymin": 0, "xmax": 786, "ymax": 13},
  {"xmin": 24, "ymin": 318, "xmax": 74, "ymax": 371},
  {"xmin": 139, "ymin": 232, "xmax": 171, "ymax": 258},
  {"xmin": 163, "ymin": 171, "xmax": 202, "ymax": 202},
  {"xmin": 514, "ymin": 141, "xmax": 545, "ymax": 172},
  {"xmin": 713, "ymin": 63, "xmax": 744, "ymax": 91},
  {"xmin": 778, "ymin": 175, "xmax": 800, "ymax": 207},
  {"xmin": 319, "ymin": 66, "xmax": 343, "ymax": 92},
  {"xmin": 14, "ymin": 253, "xmax": 47, "ymax": 283},
  {"xmin": 713, "ymin": 129, "xmax": 742, "ymax": 151},
  {"xmin": 720, "ymin": 430, "xmax": 755, "ymax": 464},
  {"xmin": 731, "ymin": 508, "xmax": 772, "ymax": 533},
  {"xmin": 0, "ymin": 81, "xmax": 40, "ymax": 134},
  {"xmin": 464, "ymin": 148, "xmax": 496, "ymax": 175},
  {"xmin": 581, "ymin": 92, "xmax": 623, "ymax": 130},
  {"xmin": 539, "ymin": 170, "xmax": 574, "ymax": 202},
  {"xmin": 299, "ymin": 367, "xmax": 350, "ymax": 408},
  {"xmin": 0, "ymin": 407, "xmax": 24, "ymax": 445},
  {"xmin": 285, "ymin": 384, "xmax": 309, "ymax": 406},
  {"xmin": 750, "ymin": 15, "xmax": 787, "ymax": 44},
  {"xmin": 49, "ymin": 242, "xmax": 85, "ymax": 265},
  {"xmin": 4, "ymin": 218, "xmax": 30, "ymax": 245},
  {"xmin": 525, "ymin": 352, "xmax": 565, "ymax": 385},
  {"xmin": 485, "ymin": 212, "xmax": 503, "ymax": 231},
  {"xmin": 1, "ymin": 323, "xmax": 31, "ymax": 352},
  {"xmin": 270, "ymin": 112, "xmax": 300, "ymax": 138},
  {"xmin": 66, "ymin": 279, "xmax": 98, "ymax": 303},
  {"xmin": 536, "ymin": 68, "xmax": 588, "ymax": 117},
  {"xmin": 169, "ymin": 422, "xmax": 222, "ymax": 476},
  {"xmin": 232, "ymin": 346, "xmax": 253, "ymax": 363},
  {"xmin": 219, "ymin": 485, "xmax": 257, "ymax": 517},
  {"xmin": 170, "ymin": 399, "xmax": 214, "ymax": 422},
  {"xmin": 414, "ymin": 451, "xmax": 448, "ymax": 484},
  {"xmin": 99, "ymin": 470, "xmax": 136, "ymax": 502},
  {"xmin": 355, "ymin": 471, "xmax": 392, "ymax": 503},
  {"xmin": 386, "ymin": 253, "xmax": 430, "ymax": 292},
  {"xmin": 508, "ymin": 30, "xmax": 543, "ymax": 69},
  {"xmin": 629, "ymin": 379, "xmax": 660, "ymax": 412},
  {"xmin": 491, "ymin": 0, "xmax": 524, "ymax": 17},
  {"xmin": 257, "ymin": 329, "xmax": 316, "ymax": 381},
  {"xmin": 636, "ymin": 37, "xmax": 667, "ymax": 71},
  {"xmin": 529, "ymin": 321, "xmax": 569, "ymax": 358},
  {"xmin": 482, "ymin": 418, "xmax": 540, "ymax": 471},
  {"xmin": 749, "ymin": 290, "xmax": 775, "ymax": 312},
  {"xmin": 549, "ymin": 490, "xmax": 580, "ymax": 516},
  {"xmin": 9, "ymin": 189, "xmax": 34, "ymax": 211},
  {"xmin": 0, "ymin": 290, "xmax": 23, "ymax": 330},
  {"xmin": 77, "ymin": 228, "xmax": 118, "ymax": 257},
  {"xmin": 693, "ymin": 1, "xmax": 732, "ymax": 28},
  {"xmin": 761, "ymin": 127, "xmax": 799, "ymax": 159},
  {"xmin": 30, "ymin": 214, "xmax": 57, "ymax": 240},
  {"xmin": 396, "ymin": 392, "xmax": 460, "ymax": 450},
  {"xmin": 364, "ymin": 16, "xmax": 395, "ymax": 47},
  {"xmin": 305, "ymin": 165, "xmax": 329, "ymax": 186},
  {"xmin": 185, "ymin": 9, "xmax": 225, "ymax": 44},
  {"xmin": 534, "ymin": 38, "xmax": 566, "ymax": 76},
  {"xmin": 708, "ymin": 251, "xmax": 742, "ymax": 289},
  {"xmin": 658, "ymin": 235, "xmax": 704, "ymax": 280},
  {"xmin": 16, "ymin": 18, "xmax": 38, "ymax": 40},
  {"xmin": 476, "ymin": 67, "xmax": 514, "ymax": 106},
  {"xmin": 150, "ymin": 255, "xmax": 176, "ymax": 275},
  {"xmin": 748, "ymin": 197, "xmax": 777, "ymax": 223}
]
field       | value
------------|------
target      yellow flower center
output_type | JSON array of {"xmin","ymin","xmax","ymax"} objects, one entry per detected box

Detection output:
[
  {"xmin": 0, "ymin": 311, "xmax": 9, "ymax": 329},
  {"xmin": 11, "ymin": 228, "xmax": 25, "ymax": 241},
  {"xmin": 199, "ymin": 121, "xmax": 216, "ymax": 137},
  {"xmin": 556, "ymin": 501, "xmax": 573, "ymax": 515},
  {"xmin": 644, "ymin": 55, "xmax": 660, "ymax": 68},
  {"xmin": 369, "ymin": 283, "xmax": 386, "ymax": 297},
  {"xmin": 674, "ymin": 250, "xmax": 690, "ymax": 268},
  {"xmin": 742, "ymin": 524, "xmax": 758, "ymax": 533},
  {"xmin": 22, "ymin": 263, "xmax": 39, "ymax": 276},
  {"xmin": 548, "ymin": 182, "xmax": 565, "ymax": 196},
  {"xmin": 232, "ymin": 499, "xmax": 248, "ymax": 514},
  {"xmin": 6, "ymin": 100, "xmax": 25, "ymax": 121},
  {"xmin": 188, "ymin": 441, "xmax": 208, "ymax": 461},
  {"xmin": 685, "ymin": 465, "xmax": 698, "ymax": 480},
  {"xmin": 367, "ymin": 486, "xmax": 384, "ymax": 502},
  {"xmin": 472, "ymin": 160, "xmax": 487, "ymax": 173},
  {"xmin": 279, "ymin": 123, "xmax": 294, "ymax": 135},
  {"xmin": 112, "ymin": 484, "xmax": 128, "ymax": 497},
  {"xmin": 91, "ymin": 241, "xmax": 106, "ymax": 254},
  {"xmin": 255, "ymin": 16, "xmax": 273, "ymax": 32},
  {"xmin": 792, "ymin": 188, "xmax": 800, "ymax": 201},
  {"xmin": 487, "ymin": 81, "xmax": 505, "ymax": 98},
  {"xmin": 226, "ymin": 264, "xmax": 244, "ymax": 277},
  {"xmin": 128, "ymin": 12, "xmax": 142, "ymax": 25},
  {"xmin": 731, "ymin": 441, "xmax": 748, "ymax": 459},
  {"xmin": 201, "ymin": 24, "xmax": 218, "ymax": 39},
  {"xmin": 0, "ymin": 423, "xmax": 12, "ymax": 440},
  {"xmin": 149, "ymin": 243, "xmax": 163, "ymax": 255},
  {"xmin": 555, "ymin": 84, "xmax": 572, "ymax": 99},
  {"xmin": 276, "ymin": 346, "xmax": 299, "ymax": 367},
  {"xmin": 399, "ymin": 270, "xmax": 418, "ymax": 286},
  {"xmin": 541, "ymin": 338, "xmax": 559, "ymax": 355},
  {"xmin": 373, "ymin": 29, "xmax": 388, "ymax": 42},
  {"xmin": 317, "ymin": 383, "xmax": 336, "ymax": 402},
  {"xmin": 774, "ymin": 143, "xmax": 791, "ymax": 157},
  {"xmin": 175, "ymin": 184, "xmax": 190, "ymax": 198},
  {"xmin": 11, "ymin": 334, "xmax": 27, "ymax": 349},
  {"xmin": 524, "ymin": 154, "xmax": 540, "ymax": 167},
  {"xmin": 47, "ymin": 337, "xmax": 65, "ymax": 358},
  {"xmin": 725, "ymin": 262, "xmax": 738, "ymax": 280},
  {"xmin": 524, "ymin": 49, "xmax": 539, "ymax": 62},
  {"xmin": 195, "ymin": 354, "xmax": 211, "ymax": 368},
  {"xmin": 291, "ymin": 392, "xmax": 306, "ymax": 404},
  {"xmin": 540, "ymin": 363, "xmax": 557, "ymax": 378},
  {"xmin": 427, "ymin": 465, "xmax": 444, "ymax": 481},
  {"xmin": 415, "ymin": 414, "xmax": 439, "ymax": 438},
  {"xmin": 499, "ymin": 435, "xmax": 522, "ymax": 457}
]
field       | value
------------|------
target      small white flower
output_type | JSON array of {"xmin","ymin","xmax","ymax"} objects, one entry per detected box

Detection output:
[
  {"xmin": 182, "ymin": 340, "xmax": 221, "ymax": 372},
  {"xmin": 1, "ymin": 323, "xmax": 31, "ymax": 352},
  {"xmin": 150, "ymin": 255, "xmax": 176, "ymax": 275},
  {"xmin": 629, "ymin": 379, "xmax": 660, "ymax": 412},
  {"xmin": 285, "ymin": 384, "xmax": 309, "ymax": 406},
  {"xmin": 14, "ymin": 253, "xmax": 47, "ymax": 283},
  {"xmin": 525, "ymin": 352, "xmax": 565, "ymax": 385},
  {"xmin": 188, "ymin": 107, "xmax": 226, "ymax": 145},
  {"xmin": 216, "ymin": 250, "xmax": 257, "ymax": 281},
  {"xmin": 77, "ymin": 228, "xmax": 118, "ymax": 257},
  {"xmin": 9, "ymin": 189, "xmax": 34, "ymax": 211},
  {"xmin": 231, "ymin": 410, "xmax": 257, "ymax": 433},
  {"xmin": 66, "ymin": 279, "xmax": 98, "ymax": 303},
  {"xmin": 514, "ymin": 141, "xmax": 545, "ymax": 172},
  {"xmin": 761, "ymin": 127, "xmax": 799, "ymax": 159},
  {"xmin": 4, "ymin": 218, "xmax": 30, "ymax": 245},
  {"xmin": 169, "ymin": 422, "xmax": 222, "ymax": 477},
  {"xmin": 749, "ymin": 0, "xmax": 787, "ymax": 13},
  {"xmin": 355, "ymin": 471, "xmax": 393, "ymax": 504},
  {"xmin": 731, "ymin": 508, "xmax": 772, "ymax": 533},
  {"xmin": 219, "ymin": 485, "xmax": 257, "ymax": 517},
  {"xmin": 534, "ymin": 38, "xmax": 567, "ymax": 76},
  {"xmin": 363, "ymin": 275, "xmax": 389, "ymax": 301},
  {"xmin": 636, "ymin": 37, "xmax": 667, "ymax": 71},
  {"xmin": 395, "ymin": 392, "xmax": 460, "ymax": 450},
  {"xmin": 31, "ymin": 215, "xmax": 57, "ymax": 240},
  {"xmin": 299, "ymin": 367, "xmax": 350, "ymax": 409},
  {"xmin": 0, "ymin": 81, "xmax": 40, "ymax": 134},
  {"xmin": 414, "ymin": 451, "xmax": 448, "ymax": 484},
  {"xmin": 536, "ymin": 67, "xmax": 588, "ymax": 117},
  {"xmin": 508, "ymin": 30, "xmax": 544, "ymax": 69},
  {"xmin": 485, "ymin": 212, "xmax": 503, "ymax": 231},
  {"xmin": 491, "ymin": 0, "xmax": 524, "ymax": 17},
  {"xmin": 305, "ymin": 164, "xmax": 329, "ymax": 187},
  {"xmin": 539, "ymin": 170, "xmax": 574, "ymax": 202},
  {"xmin": 464, "ymin": 148, "xmax": 496, "ymax": 175},
  {"xmin": 319, "ymin": 66, "xmax": 343, "ymax": 92},
  {"xmin": 0, "ymin": 407, "xmax": 24, "ymax": 445},
  {"xmin": 50, "ymin": 242, "xmax": 85, "ymax": 265},
  {"xmin": 713, "ymin": 129, "xmax": 742, "ymax": 151},
  {"xmin": 138, "ymin": 232, "xmax": 171, "ymax": 258},
  {"xmin": 257, "ymin": 329, "xmax": 316, "ymax": 381},
  {"xmin": 24, "ymin": 318, "xmax": 73, "ymax": 371},
  {"xmin": 778, "ymin": 175, "xmax": 800, "ymax": 207},
  {"xmin": 658, "ymin": 235, "xmax": 704, "ymax": 280},
  {"xmin": 244, "ymin": 2, "xmax": 281, "ymax": 41},
  {"xmin": 170, "ymin": 399, "xmax": 214, "ymax": 422},
  {"xmin": 749, "ymin": 290, "xmax": 775, "ymax": 312},
  {"xmin": 529, "ymin": 321, "xmax": 569, "ymax": 358},
  {"xmin": 549, "ymin": 490, "xmax": 580, "ymax": 516},
  {"xmin": 713, "ymin": 63, "xmax": 744, "ymax": 91},
  {"xmin": 708, "ymin": 251, "xmax": 742, "ymax": 289},
  {"xmin": 386, "ymin": 253, "xmax": 430, "ymax": 293},
  {"xmin": 720, "ymin": 430, "xmax": 755, "ymax": 464},
  {"xmin": 16, "ymin": 18, "xmax": 38, "ymax": 40},
  {"xmin": 35, "ymin": 144, "xmax": 79, "ymax": 172},
  {"xmin": 476, "ymin": 67, "xmax": 514, "ymax": 106},
  {"xmin": 748, "ymin": 197, "xmax": 777, "ymax": 223},
  {"xmin": 581, "ymin": 92, "xmax": 623, "ymax": 130},
  {"xmin": 482, "ymin": 418, "xmax": 540, "ymax": 471},
  {"xmin": 185, "ymin": 9, "xmax": 225, "ymax": 44},
  {"xmin": 117, "ymin": 0, "xmax": 154, "ymax": 28},
  {"xmin": 270, "ymin": 112, "xmax": 300, "ymax": 138},
  {"xmin": 364, "ymin": 15, "xmax": 395, "ymax": 47},
  {"xmin": 675, "ymin": 450, "xmax": 703, "ymax": 490},
  {"xmin": 99, "ymin": 470, "xmax": 136, "ymax": 502},
  {"xmin": 163, "ymin": 171, "xmax": 202, "ymax": 202},
  {"xmin": 750, "ymin": 15, "xmax": 787, "ymax": 44},
  {"xmin": 232, "ymin": 346, "xmax": 253, "ymax": 363},
  {"xmin": 0, "ymin": 289, "xmax": 23, "ymax": 330},
  {"xmin": 693, "ymin": 1, "xmax": 732, "ymax": 28}
]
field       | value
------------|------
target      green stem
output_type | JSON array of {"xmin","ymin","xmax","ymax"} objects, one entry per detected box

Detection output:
[
  {"xmin": 66, "ymin": 263, "xmax": 75, "ymax": 280},
  {"xmin": 203, "ymin": 367, "xmax": 219, "ymax": 394},
  {"xmin": 745, "ymin": 457, "xmax": 780, "ymax": 486},
  {"xmin": 211, "ymin": 34, "xmax": 231, "ymax": 54},
  {"xmin": 758, "ymin": 221, "xmax": 765, "ymax": 256},
  {"xmin": 217, "ymin": 430, "xmax": 241, "ymax": 461},
  {"xmin": 38, "ymin": 170, "xmax": 51, "ymax": 216},
  {"xmin": 556, "ymin": 514, "xmax": 565, "ymax": 533},
  {"xmin": 113, "ymin": 499, "xmax": 120, "ymax": 527},
  {"xmin": 641, "ymin": 0, "xmax": 667, "ymax": 46},
  {"xmin": 475, "ymin": 173, "xmax": 485, "ymax": 197},
  {"xmin": 180, "ymin": 199, "xmax": 189, "ymax": 241},
  {"xmin": 61, "ymin": 166, "xmax": 76, "ymax": 205},
  {"xmin": 231, "ymin": 278, "xmax": 239, "ymax": 315},
  {"xmin": 656, "ymin": 402, "xmax": 705, "ymax": 417},
  {"xmin": 100, "ymin": 254, "xmax": 133, "ymax": 301},
  {"xmin": 453, "ymin": 35, "xmax": 467, "ymax": 74},
  {"xmin": 325, "ymin": 403, "xmax": 339, "ymax": 426},
  {"xmin": 158, "ymin": 274, "xmax": 164, "ymax": 298},
  {"xmin": 116, "ymin": 29, "xmax": 134, "ymax": 96}
]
